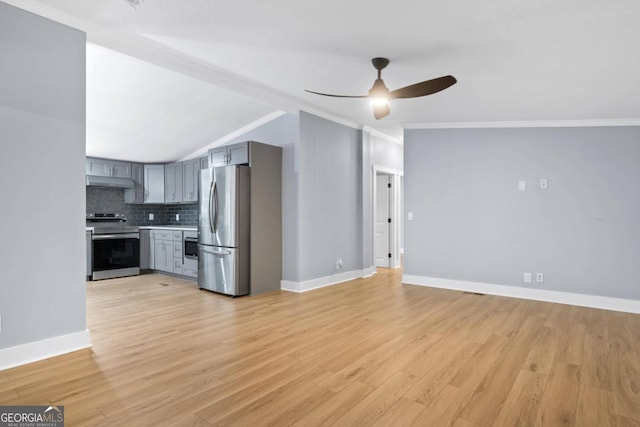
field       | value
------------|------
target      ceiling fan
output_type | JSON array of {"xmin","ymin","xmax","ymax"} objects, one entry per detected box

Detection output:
[{"xmin": 305, "ymin": 57, "xmax": 457, "ymax": 120}]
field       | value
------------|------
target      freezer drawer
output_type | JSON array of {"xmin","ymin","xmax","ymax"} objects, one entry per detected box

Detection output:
[{"xmin": 198, "ymin": 245, "xmax": 249, "ymax": 296}]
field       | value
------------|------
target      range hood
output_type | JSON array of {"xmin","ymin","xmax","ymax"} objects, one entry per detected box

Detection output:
[{"xmin": 86, "ymin": 175, "xmax": 135, "ymax": 189}]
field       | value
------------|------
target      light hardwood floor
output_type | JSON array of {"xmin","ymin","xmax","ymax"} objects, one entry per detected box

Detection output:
[{"xmin": 1, "ymin": 269, "xmax": 639, "ymax": 426}]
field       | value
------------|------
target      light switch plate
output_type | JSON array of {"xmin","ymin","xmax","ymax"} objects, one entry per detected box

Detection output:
[
  {"xmin": 176, "ymin": 214, "xmax": 180, "ymax": 221},
  {"xmin": 518, "ymin": 181, "xmax": 527, "ymax": 191},
  {"xmin": 149, "ymin": 213, "xmax": 154, "ymax": 221},
  {"xmin": 524, "ymin": 272, "xmax": 532, "ymax": 283},
  {"xmin": 407, "ymin": 212, "xmax": 414, "ymax": 221}
]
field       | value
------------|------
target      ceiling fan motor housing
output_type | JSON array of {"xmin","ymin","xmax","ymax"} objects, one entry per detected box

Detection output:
[
  {"xmin": 371, "ymin": 57, "xmax": 390, "ymax": 71},
  {"xmin": 369, "ymin": 78, "xmax": 390, "ymax": 99}
]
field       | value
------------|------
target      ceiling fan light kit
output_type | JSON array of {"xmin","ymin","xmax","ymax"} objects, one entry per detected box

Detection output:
[{"xmin": 306, "ymin": 57, "xmax": 457, "ymax": 120}]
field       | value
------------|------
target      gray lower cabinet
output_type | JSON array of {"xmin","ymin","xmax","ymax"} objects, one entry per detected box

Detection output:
[
  {"xmin": 147, "ymin": 228, "xmax": 196, "ymax": 278},
  {"xmin": 154, "ymin": 239, "xmax": 173, "ymax": 273},
  {"xmin": 152, "ymin": 230, "xmax": 179, "ymax": 273},
  {"xmin": 125, "ymin": 163, "xmax": 145, "ymax": 204},
  {"xmin": 86, "ymin": 231, "xmax": 92, "ymax": 278},
  {"xmin": 140, "ymin": 229, "xmax": 150, "ymax": 269},
  {"xmin": 144, "ymin": 164, "xmax": 165, "ymax": 203}
]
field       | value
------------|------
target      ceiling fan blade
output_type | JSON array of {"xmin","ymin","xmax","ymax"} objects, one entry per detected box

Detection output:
[
  {"xmin": 389, "ymin": 75, "xmax": 457, "ymax": 99},
  {"xmin": 305, "ymin": 90, "xmax": 367, "ymax": 98},
  {"xmin": 373, "ymin": 103, "xmax": 390, "ymax": 120}
]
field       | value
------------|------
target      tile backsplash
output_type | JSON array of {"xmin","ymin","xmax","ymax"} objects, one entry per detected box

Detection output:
[{"xmin": 86, "ymin": 187, "xmax": 198, "ymax": 226}]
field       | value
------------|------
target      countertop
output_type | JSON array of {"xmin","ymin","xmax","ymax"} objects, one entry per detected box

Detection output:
[
  {"xmin": 86, "ymin": 225, "xmax": 197, "ymax": 232},
  {"xmin": 138, "ymin": 225, "xmax": 197, "ymax": 231}
]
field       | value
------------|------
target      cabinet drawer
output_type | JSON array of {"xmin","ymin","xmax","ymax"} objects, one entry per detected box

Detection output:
[
  {"xmin": 154, "ymin": 230, "xmax": 174, "ymax": 241},
  {"xmin": 182, "ymin": 266, "xmax": 198, "ymax": 278},
  {"xmin": 173, "ymin": 231, "xmax": 182, "ymax": 240},
  {"xmin": 173, "ymin": 258, "xmax": 183, "ymax": 273},
  {"xmin": 174, "ymin": 242, "xmax": 182, "ymax": 255}
]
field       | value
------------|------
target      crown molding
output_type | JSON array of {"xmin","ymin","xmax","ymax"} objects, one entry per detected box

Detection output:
[{"xmin": 404, "ymin": 118, "xmax": 640, "ymax": 130}]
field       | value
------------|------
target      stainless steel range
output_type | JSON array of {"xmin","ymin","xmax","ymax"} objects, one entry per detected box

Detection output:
[{"xmin": 87, "ymin": 213, "xmax": 140, "ymax": 280}]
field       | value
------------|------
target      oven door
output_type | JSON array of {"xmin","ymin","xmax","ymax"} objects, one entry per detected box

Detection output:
[{"xmin": 92, "ymin": 233, "xmax": 140, "ymax": 280}]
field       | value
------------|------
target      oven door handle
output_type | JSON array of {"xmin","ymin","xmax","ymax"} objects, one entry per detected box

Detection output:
[{"xmin": 92, "ymin": 233, "xmax": 140, "ymax": 240}]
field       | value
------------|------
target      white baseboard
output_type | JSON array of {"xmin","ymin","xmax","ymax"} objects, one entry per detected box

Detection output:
[
  {"xmin": 402, "ymin": 275, "xmax": 640, "ymax": 314},
  {"xmin": 0, "ymin": 329, "xmax": 92, "ymax": 371},
  {"xmin": 362, "ymin": 266, "xmax": 377, "ymax": 278},
  {"xmin": 282, "ymin": 268, "xmax": 375, "ymax": 293}
]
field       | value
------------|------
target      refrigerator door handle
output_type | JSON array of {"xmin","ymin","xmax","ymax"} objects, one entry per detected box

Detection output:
[
  {"xmin": 200, "ymin": 246, "xmax": 231, "ymax": 256},
  {"xmin": 208, "ymin": 180, "xmax": 215, "ymax": 233},
  {"xmin": 213, "ymin": 181, "xmax": 219, "ymax": 233}
]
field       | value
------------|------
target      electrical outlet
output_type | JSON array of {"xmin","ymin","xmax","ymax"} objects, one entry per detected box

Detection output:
[
  {"xmin": 536, "ymin": 273, "xmax": 544, "ymax": 283},
  {"xmin": 149, "ymin": 213, "xmax": 154, "ymax": 221},
  {"xmin": 336, "ymin": 259, "xmax": 343, "ymax": 269},
  {"xmin": 518, "ymin": 181, "xmax": 527, "ymax": 191},
  {"xmin": 540, "ymin": 178, "xmax": 548, "ymax": 189},
  {"xmin": 176, "ymin": 214, "xmax": 180, "ymax": 221},
  {"xmin": 524, "ymin": 272, "xmax": 532, "ymax": 283},
  {"xmin": 407, "ymin": 212, "xmax": 414, "ymax": 221}
]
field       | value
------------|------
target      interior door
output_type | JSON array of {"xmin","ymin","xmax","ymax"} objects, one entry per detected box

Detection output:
[{"xmin": 375, "ymin": 173, "xmax": 391, "ymax": 268}]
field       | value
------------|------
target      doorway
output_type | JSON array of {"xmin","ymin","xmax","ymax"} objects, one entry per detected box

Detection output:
[{"xmin": 375, "ymin": 172, "xmax": 392, "ymax": 268}]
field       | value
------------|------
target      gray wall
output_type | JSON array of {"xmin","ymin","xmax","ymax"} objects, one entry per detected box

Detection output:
[
  {"xmin": 404, "ymin": 126, "xmax": 640, "ymax": 300},
  {"xmin": 298, "ymin": 112, "xmax": 363, "ymax": 281},
  {"xmin": 0, "ymin": 3, "xmax": 87, "ymax": 348}
]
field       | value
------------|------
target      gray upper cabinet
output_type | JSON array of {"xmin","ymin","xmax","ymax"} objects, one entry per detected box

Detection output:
[
  {"xmin": 86, "ymin": 157, "xmax": 132, "ymax": 178},
  {"xmin": 164, "ymin": 162, "xmax": 183, "ymax": 204},
  {"xmin": 208, "ymin": 142, "xmax": 249, "ymax": 167},
  {"xmin": 200, "ymin": 156, "xmax": 209, "ymax": 170},
  {"xmin": 182, "ymin": 158, "xmax": 200, "ymax": 203},
  {"xmin": 208, "ymin": 147, "xmax": 227, "ymax": 167},
  {"xmin": 124, "ymin": 163, "xmax": 144, "ymax": 204},
  {"xmin": 144, "ymin": 164, "xmax": 165, "ymax": 203}
]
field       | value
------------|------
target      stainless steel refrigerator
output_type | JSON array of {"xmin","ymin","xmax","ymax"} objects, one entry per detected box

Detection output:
[{"xmin": 198, "ymin": 165, "xmax": 250, "ymax": 296}]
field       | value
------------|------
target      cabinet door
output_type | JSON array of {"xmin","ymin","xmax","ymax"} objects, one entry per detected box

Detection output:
[
  {"xmin": 182, "ymin": 159, "xmax": 199, "ymax": 202},
  {"xmin": 144, "ymin": 165, "xmax": 165, "ymax": 203},
  {"xmin": 125, "ymin": 163, "xmax": 144, "ymax": 204},
  {"xmin": 109, "ymin": 160, "xmax": 132, "ymax": 178},
  {"xmin": 154, "ymin": 241, "xmax": 172, "ymax": 272},
  {"xmin": 209, "ymin": 147, "xmax": 227, "ymax": 167},
  {"xmin": 227, "ymin": 142, "xmax": 249, "ymax": 165},
  {"xmin": 86, "ymin": 158, "xmax": 110, "ymax": 176},
  {"xmin": 200, "ymin": 156, "xmax": 209, "ymax": 170},
  {"xmin": 164, "ymin": 163, "xmax": 183, "ymax": 203}
]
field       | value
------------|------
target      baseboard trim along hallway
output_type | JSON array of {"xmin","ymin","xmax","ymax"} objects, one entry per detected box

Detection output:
[
  {"xmin": 281, "ymin": 267, "xmax": 377, "ymax": 293},
  {"xmin": 0, "ymin": 329, "xmax": 92, "ymax": 370},
  {"xmin": 402, "ymin": 274, "xmax": 640, "ymax": 314}
]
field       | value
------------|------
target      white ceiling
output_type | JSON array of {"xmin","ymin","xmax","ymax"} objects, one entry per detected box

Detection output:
[{"xmin": 7, "ymin": 0, "xmax": 640, "ymax": 161}]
